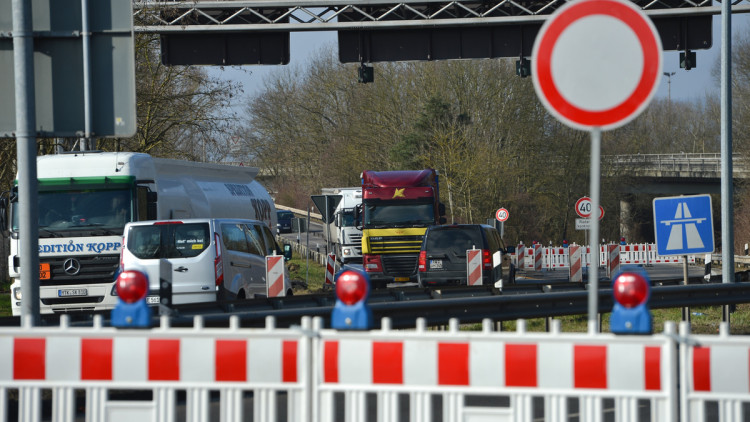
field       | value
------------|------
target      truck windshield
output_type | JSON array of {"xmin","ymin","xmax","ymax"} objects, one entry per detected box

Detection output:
[
  {"xmin": 11, "ymin": 188, "xmax": 133, "ymax": 234},
  {"xmin": 340, "ymin": 209, "xmax": 358, "ymax": 227},
  {"xmin": 363, "ymin": 202, "xmax": 434, "ymax": 228}
]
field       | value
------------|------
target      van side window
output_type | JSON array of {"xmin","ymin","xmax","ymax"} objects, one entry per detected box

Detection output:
[
  {"xmin": 222, "ymin": 224, "xmax": 250, "ymax": 253},
  {"xmin": 243, "ymin": 224, "xmax": 264, "ymax": 255},
  {"xmin": 260, "ymin": 225, "xmax": 280, "ymax": 255}
]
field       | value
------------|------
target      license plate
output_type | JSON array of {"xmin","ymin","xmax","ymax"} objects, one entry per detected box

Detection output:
[
  {"xmin": 40, "ymin": 263, "xmax": 50, "ymax": 280},
  {"xmin": 146, "ymin": 296, "xmax": 160, "ymax": 305},
  {"xmin": 429, "ymin": 259, "xmax": 443, "ymax": 270},
  {"xmin": 58, "ymin": 288, "xmax": 87, "ymax": 297},
  {"xmin": 394, "ymin": 277, "xmax": 410, "ymax": 282}
]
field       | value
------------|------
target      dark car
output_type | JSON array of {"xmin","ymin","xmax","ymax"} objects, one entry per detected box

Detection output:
[
  {"xmin": 276, "ymin": 210, "xmax": 294, "ymax": 234},
  {"xmin": 417, "ymin": 224, "xmax": 505, "ymax": 287}
]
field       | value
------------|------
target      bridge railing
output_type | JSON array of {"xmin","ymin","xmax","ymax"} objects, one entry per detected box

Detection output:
[{"xmin": 604, "ymin": 153, "xmax": 749, "ymax": 176}]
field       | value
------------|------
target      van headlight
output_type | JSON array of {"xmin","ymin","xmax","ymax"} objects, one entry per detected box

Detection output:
[{"xmin": 13, "ymin": 287, "xmax": 22, "ymax": 300}]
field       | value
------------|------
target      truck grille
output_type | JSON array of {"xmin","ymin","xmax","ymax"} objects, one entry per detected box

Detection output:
[
  {"xmin": 382, "ymin": 255, "xmax": 418, "ymax": 276},
  {"xmin": 40, "ymin": 254, "xmax": 119, "ymax": 286},
  {"xmin": 368, "ymin": 235, "xmax": 423, "ymax": 254}
]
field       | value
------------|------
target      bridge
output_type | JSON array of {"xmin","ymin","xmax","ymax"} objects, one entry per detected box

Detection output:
[{"xmin": 605, "ymin": 153, "xmax": 749, "ymax": 194}]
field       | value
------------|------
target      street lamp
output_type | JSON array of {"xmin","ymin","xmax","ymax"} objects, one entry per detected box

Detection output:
[{"xmin": 663, "ymin": 72, "xmax": 676, "ymax": 103}]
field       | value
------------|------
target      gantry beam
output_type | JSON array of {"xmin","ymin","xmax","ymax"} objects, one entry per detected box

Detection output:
[{"xmin": 132, "ymin": 0, "xmax": 750, "ymax": 33}]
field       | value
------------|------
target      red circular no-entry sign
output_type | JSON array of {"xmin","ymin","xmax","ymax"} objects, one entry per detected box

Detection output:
[{"xmin": 531, "ymin": 0, "xmax": 662, "ymax": 131}]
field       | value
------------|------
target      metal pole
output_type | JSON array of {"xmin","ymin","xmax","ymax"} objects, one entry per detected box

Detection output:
[
  {"xmin": 721, "ymin": 0, "xmax": 734, "ymax": 326},
  {"xmin": 587, "ymin": 127, "xmax": 601, "ymax": 334},
  {"xmin": 306, "ymin": 206, "xmax": 311, "ymax": 285},
  {"xmin": 80, "ymin": 0, "xmax": 92, "ymax": 151},
  {"xmin": 13, "ymin": 0, "xmax": 41, "ymax": 325},
  {"xmin": 325, "ymin": 197, "xmax": 331, "ymax": 255},
  {"xmin": 682, "ymin": 255, "xmax": 690, "ymax": 322}
]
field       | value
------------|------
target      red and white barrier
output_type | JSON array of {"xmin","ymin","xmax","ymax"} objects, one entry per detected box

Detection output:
[
  {"xmin": 6, "ymin": 316, "xmax": 750, "ymax": 422},
  {"xmin": 516, "ymin": 244, "xmax": 526, "ymax": 269},
  {"xmin": 266, "ymin": 255, "xmax": 286, "ymax": 297},
  {"xmin": 534, "ymin": 244, "xmax": 542, "ymax": 271},
  {"xmin": 607, "ymin": 245, "xmax": 621, "ymax": 278},
  {"xmin": 318, "ymin": 319, "xmax": 676, "ymax": 422},
  {"xmin": 466, "ymin": 249, "xmax": 482, "ymax": 286},
  {"xmin": 545, "ymin": 247, "xmax": 569, "ymax": 270},
  {"xmin": 680, "ymin": 322, "xmax": 750, "ymax": 421},
  {"xmin": 325, "ymin": 253, "xmax": 336, "ymax": 287},
  {"xmin": 569, "ymin": 245, "xmax": 583, "ymax": 283}
]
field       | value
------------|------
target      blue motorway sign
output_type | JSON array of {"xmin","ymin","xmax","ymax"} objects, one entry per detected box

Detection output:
[{"xmin": 653, "ymin": 195, "xmax": 714, "ymax": 256}]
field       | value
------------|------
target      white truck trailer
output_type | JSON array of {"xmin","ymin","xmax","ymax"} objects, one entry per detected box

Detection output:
[
  {"xmin": 321, "ymin": 187, "xmax": 363, "ymax": 264},
  {"xmin": 4, "ymin": 151, "xmax": 276, "ymax": 315}
]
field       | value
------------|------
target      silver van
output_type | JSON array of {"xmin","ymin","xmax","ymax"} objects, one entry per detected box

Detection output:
[{"xmin": 120, "ymin": 218, "xmax": 293, "ymax": 305}]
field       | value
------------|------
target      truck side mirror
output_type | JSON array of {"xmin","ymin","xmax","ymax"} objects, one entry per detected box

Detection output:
[
  {"xmin": 283, "ymin": 244, "xmax": 292, "ymax": 261},
  {"xmin": 354, "ymin": 204, "xmax": 363, "ymax": 230},
  {"xmin": 438, "ymin": 203, "xmax": 446, "ymax": 217}
]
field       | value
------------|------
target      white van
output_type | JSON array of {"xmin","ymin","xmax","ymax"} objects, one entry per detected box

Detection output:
[{"xmin": 120, "ymin": 218, "xmax": 293, "ymax": 304}]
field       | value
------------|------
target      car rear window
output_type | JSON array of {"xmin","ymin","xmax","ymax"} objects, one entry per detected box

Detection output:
[
  {"xmin": 425, "ymin": 227, "xmax": 483, "ymax": 250},
  {"xmin": 127, "ymin": 223, "xmax": 210, "ymax": 259}
]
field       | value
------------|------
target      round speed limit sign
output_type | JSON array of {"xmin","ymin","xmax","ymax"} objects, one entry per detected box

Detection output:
[
  {"xmin": 575, "ymin": 197, "xmax": 604, "ymax": 220},
  {"xmin": 496, "ymin": 208, "xmax": 509, "ymax": 222}
]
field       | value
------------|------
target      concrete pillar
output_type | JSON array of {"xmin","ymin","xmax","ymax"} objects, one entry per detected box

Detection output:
[{"xmin": 619, "ymin": 198, "xmax": 631, "ymax": 241}]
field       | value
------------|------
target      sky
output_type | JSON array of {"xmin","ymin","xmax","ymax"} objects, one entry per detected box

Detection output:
[{"xmin": 210, "ymin": 12, "xmax": 750, "ymax": 110}]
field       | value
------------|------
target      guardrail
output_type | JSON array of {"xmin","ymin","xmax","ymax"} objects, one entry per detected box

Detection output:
[{"xmin": 6, "ymin": 277, "xmax": 748, "ymax": 330}]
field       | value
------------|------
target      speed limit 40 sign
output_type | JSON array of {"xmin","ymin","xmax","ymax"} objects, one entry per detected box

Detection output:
[
  {"xmin": 575, "ymin": 197, "xmax": 604, "ymax": 220},
  {"xmin": 496, "ymin": 208, "xmax": 509, "ymax": 222}
]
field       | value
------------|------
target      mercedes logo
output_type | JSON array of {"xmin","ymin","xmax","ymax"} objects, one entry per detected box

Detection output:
[{"xmin": 63, "ymin": 258, "xmax": 81, "ymax": 276}]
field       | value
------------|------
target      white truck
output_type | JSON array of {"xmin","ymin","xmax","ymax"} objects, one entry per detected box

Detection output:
[
  {"xmin": 4, "ymin": 151, "xmax": 276, "ymax": 315},
  {"xmin": 321, "ymin": 187, "xmax": 362, "ymax": 264}
]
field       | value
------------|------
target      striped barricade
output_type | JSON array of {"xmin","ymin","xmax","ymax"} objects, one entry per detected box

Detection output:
[
  {"xmin": 317, "ymin": 319, "xmax": 678, "ymax": 422},
  {"xmin": 325, "ymin": 253, "xmax": 336, "ymax": 288},
  {"xmin": 266, "ymin": 255, "xmax": 286, "ymax": 297},
  {"xmin": 0, "ymin": 315, "xmax": 312, "ymax": 422},
  {"xmin": 534, "ymin": 244, "xmax": 543, "ymax": 271},
  {"xmin": 466, "ymin": 249, "xmax": 482, "ymax": 286},
  {"xmin": 679, "ymin": 321, "xmax": 750, "ymax": 422},
  {"xmin": 515, "ymin": 243, "xmax": 525, "ymax": 268},
  {"xmin": 569, "ymin": 245, "xmax": 583, "ymax": 283},
  {"xmin": 607, "ymin": 245, "xmax": 621, "ymax": 278}
]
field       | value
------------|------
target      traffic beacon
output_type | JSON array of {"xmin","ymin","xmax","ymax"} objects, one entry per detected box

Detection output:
[
  {"xmin": 111, "ymin": 270, "xmax": 152, "ymax": 328},
  {"xmin": 610, "ymin": 270, "xmax": 652, "ymax": 334},
  {"xmin": 331, "ymin": 269, "xmax": 372, "ymax": 330}
]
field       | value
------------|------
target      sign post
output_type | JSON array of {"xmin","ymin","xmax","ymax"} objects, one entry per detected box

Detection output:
[{"xmin": 532, "ymin": 0, "xmax": 662, "ymax": 333}]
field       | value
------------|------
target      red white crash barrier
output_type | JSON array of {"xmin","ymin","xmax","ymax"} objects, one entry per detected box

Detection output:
[
  {"xmin": 510, "ymin": 244, "xmax": 696, "ymax": 272},
  {"xmin": 266, "ymin": 255, "xmax": 286, "ymax": 297},
  {"xmin": 0, "ymin": 315, "xmax": 310, "ymax": 422},
  {"xmin": 325, "ymin": 253, "xmax": 336, "ymax": 287},
  {"xmin": 679, "ymin": 321, "xmax": 750, "ymax": 421},
  {"xmin": 4, "ymin": 316, "xmax": 750, "ymax": 422},
  {"xmin": 607, "ymin": 244, "xmax": 621, "ymax": 277},
  {"xmin": 569, "ymin": 245, "xmax": 583, "ymax": 283},
  {"xmin": 534, "ymin": 244, "xmax": 543, "ymax": 271},
  {"xmin": 466, "ymin": 249, "xmax": 482, "ymax": 286}
]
